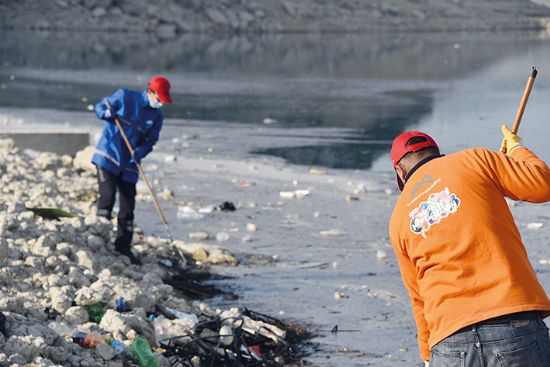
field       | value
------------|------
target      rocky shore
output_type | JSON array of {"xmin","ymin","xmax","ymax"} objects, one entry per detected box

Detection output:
[
  {"xmin": 2, "ymin": 0, "xmax": 550, "ymax": 34},
  {"xmin": 0, "ymin": 138, "xmax": 303, "ymax": 366}
]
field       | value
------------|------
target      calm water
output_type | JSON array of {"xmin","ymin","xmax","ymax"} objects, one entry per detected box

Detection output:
[{"xmin": 1, "ymin": 30, "xmax": 550, "ymax": 169}]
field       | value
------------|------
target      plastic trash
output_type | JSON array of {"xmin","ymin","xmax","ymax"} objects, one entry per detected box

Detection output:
[
  {"xmin": 176, "ymin": 206, "xmax": 205, "ymax": 221},
  {"xmin": 152, "ymin": 315, "xmax": 171, "ymax": 343},
  {"xmin": 72, "ymin": 331, "xmax": 107, "ymax": 348},
  {"xmin": 87, "ymin": 303, "xmax": 106, "ymax": 323},
  {"xmin": 110, "ymin": 339, "xmax": 132, "ymax": 357},
  {"xmin": 218, "ymin": 201, "xmax": 236, "ymax": 211},
  {"xmin": 165, "ymin": 307, "xmax": 199, "ymax": 324},
  {"xmin": 216, "ymin": 232, "xmax": 230, "ymax": 242},
  {"xmin": 116, "ymin": 297, "xmax": 126, "ymax": 312},
  {"xmin": 219, "ymin": 325, "xmax": 234, "ymax": 346},
  {"xmin": 131, "ymin": 337, "xmax": 160, "ymax": 367}
]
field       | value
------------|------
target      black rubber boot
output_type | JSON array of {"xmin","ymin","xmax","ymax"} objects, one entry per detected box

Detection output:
[{"xmin": 114, "ymin": 224, "xmax": 141, "ymax": 266}]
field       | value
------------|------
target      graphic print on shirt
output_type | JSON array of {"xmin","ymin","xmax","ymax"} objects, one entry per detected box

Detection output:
[{"xmin": 409, "ymin": 187, "xmax": 460, "ymax": 238}]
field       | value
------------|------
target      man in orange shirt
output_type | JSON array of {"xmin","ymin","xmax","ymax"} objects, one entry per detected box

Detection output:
[{"xmin": 389, "ymin": 126, "xmax": 550, "ymax": 366}]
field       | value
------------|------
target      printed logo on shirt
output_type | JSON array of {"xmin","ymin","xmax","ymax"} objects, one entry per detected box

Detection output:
[
  {"xmin": 409, "ymin": 187, "xmax": 460, "ymax": 238},
  {"xmin": 410, "ymin": 174, "xmax": 434, "ymax": 198}
]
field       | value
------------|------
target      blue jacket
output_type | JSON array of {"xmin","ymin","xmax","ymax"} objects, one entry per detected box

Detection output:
[{"xmin": 92, "ymin": 89, "xmax": 163, "ymax": 183}]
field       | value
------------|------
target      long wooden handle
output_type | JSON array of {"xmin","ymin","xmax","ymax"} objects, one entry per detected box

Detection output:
[
  {"xmin": 511, "ymin": 67, "xmax": 537, "ymax": 134},
  {"xmin": 105, "ymin": 101, "xmax": 169, "ymax": 225}
]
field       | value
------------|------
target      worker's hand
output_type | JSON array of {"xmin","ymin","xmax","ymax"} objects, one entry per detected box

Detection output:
[
  {"xmin": 129, "ymin": 155, "xmax": 141, "ymax": 165},
  {"xmin": 103, "ymin": 106, "xmax": 117, "ymax": 121},
  {"xmin": 500, "ymin": 124, "xmax": 522, "ymax": 156}
]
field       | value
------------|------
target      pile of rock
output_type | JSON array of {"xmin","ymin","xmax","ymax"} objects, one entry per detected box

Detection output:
[
  {"xmin": 2, "ymin": 0, "xmax": 550, "ymax": 33},
  {"xmin": 0, "ymin": 139, "xmax": 268, "ymax": 367}
]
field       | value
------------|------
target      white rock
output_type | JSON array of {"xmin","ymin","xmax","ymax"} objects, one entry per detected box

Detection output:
[
  {"xmin": 64, "ymin": 306, "xmax": 89, "ymax": 325},
  {"xmin": 246, "ymin": 223, "xmax": 257, "ymax": 232},
  {"xmin": 50, "ymin": 286, "xmax": 73, "ymax": 314},
  {"xmin": 96, "ymin": 343, "xmax": 115, "ymax": 360}
]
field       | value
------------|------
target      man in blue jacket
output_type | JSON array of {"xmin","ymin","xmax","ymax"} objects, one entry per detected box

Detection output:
[{"xmin": 92, "ymin": 76, "xmax": 172, "ymax": 265}]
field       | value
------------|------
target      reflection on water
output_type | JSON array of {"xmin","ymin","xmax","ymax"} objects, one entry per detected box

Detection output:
[{"xmin": 1, "ymin": 30, "xmax": 550, "ymax": 169}]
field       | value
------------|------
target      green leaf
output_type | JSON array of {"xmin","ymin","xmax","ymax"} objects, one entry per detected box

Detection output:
[{"xmin": 25, "ymin": 207, "xmax": 76, "ymax": 220}]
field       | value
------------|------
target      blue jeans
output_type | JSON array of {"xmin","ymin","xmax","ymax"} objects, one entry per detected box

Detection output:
[{"xmin": 430, "ymin": 312, "xmax": 550, "ymax": 367}]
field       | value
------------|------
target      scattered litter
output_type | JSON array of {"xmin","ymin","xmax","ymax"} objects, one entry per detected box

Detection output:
[
  {"xmin": 164, "ymin": 155, "xmax": 177, "ymax": 163},
  {"xmin": 189, "ymin": 232, "xmax": 209, "ymax": 241},
  {"xmin": 334, "ymin": 292, "xmax": 349, "ymax": 300},
  {"xmin": 376, "ymin": 250, "xmax": 387, "ymax": 260},
  {"xmin": 539, "ymin": 259, "xmax": 550, "ymax": 265},
  {"xmin": 263, "ymin": 117, "xmax": 277, "ymax": 124},
  {"xmin": 115, "ymin": 297, "xmax": 126, "ymax": 312},
  {"xmin": 177, "ymin": 206, "xmax": 205, "ymax": 221},
  {"xmin": 159, "ymin": 259, "xmax": 174, "ymax": 268},
  {"xmin": 218, "ymin": 201, "xmax": 236, "ymax": 212},
  {"xmin": 355, "ymin": 183, "xmax": 368, "ymax": 193},
  {"xmin": 308, "ymin": 167, "xmax": 327, "ymax": 175},
  {"xmin": 181, "ymin": 134, "xmax": 200, "ymax": 140},
  {"xmin": 216, "ymin": 232, "xmax": 230, "ymax": 242},
  {"xmin": 280, "ymin": 189, "xmax": 310, "ymax": 199},
  {"xmin": 527, "ymin": 222, "xmax": 544, "ymax": 230},
  {"xmin": 314, "ymin": 211, "xmax": 320, "ymax": 219},
  {"xmin": 320, "ymin": 229, "xmax": 345, "ymax": 237},
  {"xmin": 198, "ymin": 206, "xmax": 215, "ymax": 214},
  {"xmin": 239, "ymin": 179, "xmax": 250, "ymax": 188},
  {"xmin": 158, "ymin": 188, "xmax": 174, "ymax": 200},
  {"xmin": 160, "ymin": 307, "xmax": 303, "ymax": 367},
  {"xmin": 344, "ymin": 195, "xmax": 359, "ymax": 201},
  {"xmin": 384, "ymin": 188, "xmax": 393, "ymax": 195},
  {"xmin": 26, "ymin": 207, "xmax": 76, "ymax": 219},
  {"xmin": 246, "ymin": 223, "xmax": 257, "ymax": 232},
  {"xmin": 242, "ymin": 235, "xmax": 253, "ymax": 243}
]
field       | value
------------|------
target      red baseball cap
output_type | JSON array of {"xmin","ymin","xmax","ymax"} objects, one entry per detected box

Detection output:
[
  {"xmin": 391, "ymin": 131, "xmax": 438, "ymax": 191},
  {"xmin": 148, "ymin": 76, "xmax": 172, "ymax": 104}
]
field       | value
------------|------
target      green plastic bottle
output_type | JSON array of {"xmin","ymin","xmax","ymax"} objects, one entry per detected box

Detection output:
[
  {"xmin": 131, "ymin": 337, "xmax": 160, "ymax": 367},
  {"xmin": 86, "ymin": 303, "xmax": 106, "ymax": 323}
]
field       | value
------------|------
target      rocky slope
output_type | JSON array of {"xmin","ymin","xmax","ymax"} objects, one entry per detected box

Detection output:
[{"xmin": 2, "ymin": 0, "xmax": 550, "ymax": 33}]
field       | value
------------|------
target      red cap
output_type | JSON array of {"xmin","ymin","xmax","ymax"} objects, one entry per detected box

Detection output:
[
  {"xmin": 391, "ymin": 131, "xmax": 438, "ymax": 191},
  {"xmin": 148, "ymin": 76, "xmax": 172, "ymax": 104}
]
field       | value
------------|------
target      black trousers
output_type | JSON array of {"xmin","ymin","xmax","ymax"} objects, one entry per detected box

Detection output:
[{"xmin": 96, "ymin": 167, "xmax": 136, "ymax": 250}]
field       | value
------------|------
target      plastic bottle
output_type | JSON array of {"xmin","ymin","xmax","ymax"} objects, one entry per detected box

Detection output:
[
  {"xmin": 87, "ymin": 303, "xmax": 106, "ymax": 323},
  {"xmin": 116, "ymin": 297, "xmax": 126, "ymax": 312},
  {"xmin": 72, "ymin": 331, "xmax": 107, "ymax": 348},
  {"xmin": 110, "ymin": 339, "xmax": 132, "ymax": 357},
  {"xmin": 152, "ymin": 315, "xmax": 171, "ymax": 343},
  {"xmin": 131, "ymin": 337, "xmax": 160, "ymax": 367}
]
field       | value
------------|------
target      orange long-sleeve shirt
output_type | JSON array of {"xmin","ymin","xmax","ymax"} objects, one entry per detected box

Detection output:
[{"xmin": 389, "ymin": 146, "xmax": 550, "ymax": 360}]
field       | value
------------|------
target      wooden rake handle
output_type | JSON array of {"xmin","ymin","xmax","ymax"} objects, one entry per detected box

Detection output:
[{"xmin": 501, "ymin": 67, "xmax": 537, "ymax": 153}]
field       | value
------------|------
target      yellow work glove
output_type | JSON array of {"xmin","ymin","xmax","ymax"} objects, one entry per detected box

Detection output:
[{"xmin": 500, "ymin": 124, "xmax": 522, "ymax": 156}]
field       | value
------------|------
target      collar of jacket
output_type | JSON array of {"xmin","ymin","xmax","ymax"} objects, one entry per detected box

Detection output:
[
  {"xmin": 404, "ymin": 154, "xmax": 444, "ymax": 183},
  {"xmin": 141, "ymin": 90, "xmax": 149, "ymax": 107}
]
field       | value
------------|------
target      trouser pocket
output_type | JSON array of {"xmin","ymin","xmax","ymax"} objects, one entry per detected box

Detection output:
[
  {"xmin": 496, "ymin": 339, "xmax": 545, "ymax": 367},
  {"xmin": 430, "ymin": 349, "xmax": 466, "ymax": 367}
]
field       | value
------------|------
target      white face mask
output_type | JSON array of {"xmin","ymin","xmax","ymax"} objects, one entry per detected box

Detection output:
[{"xmin": 148, "ymin": 95, "xmax": 163, "ymax": 109}]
